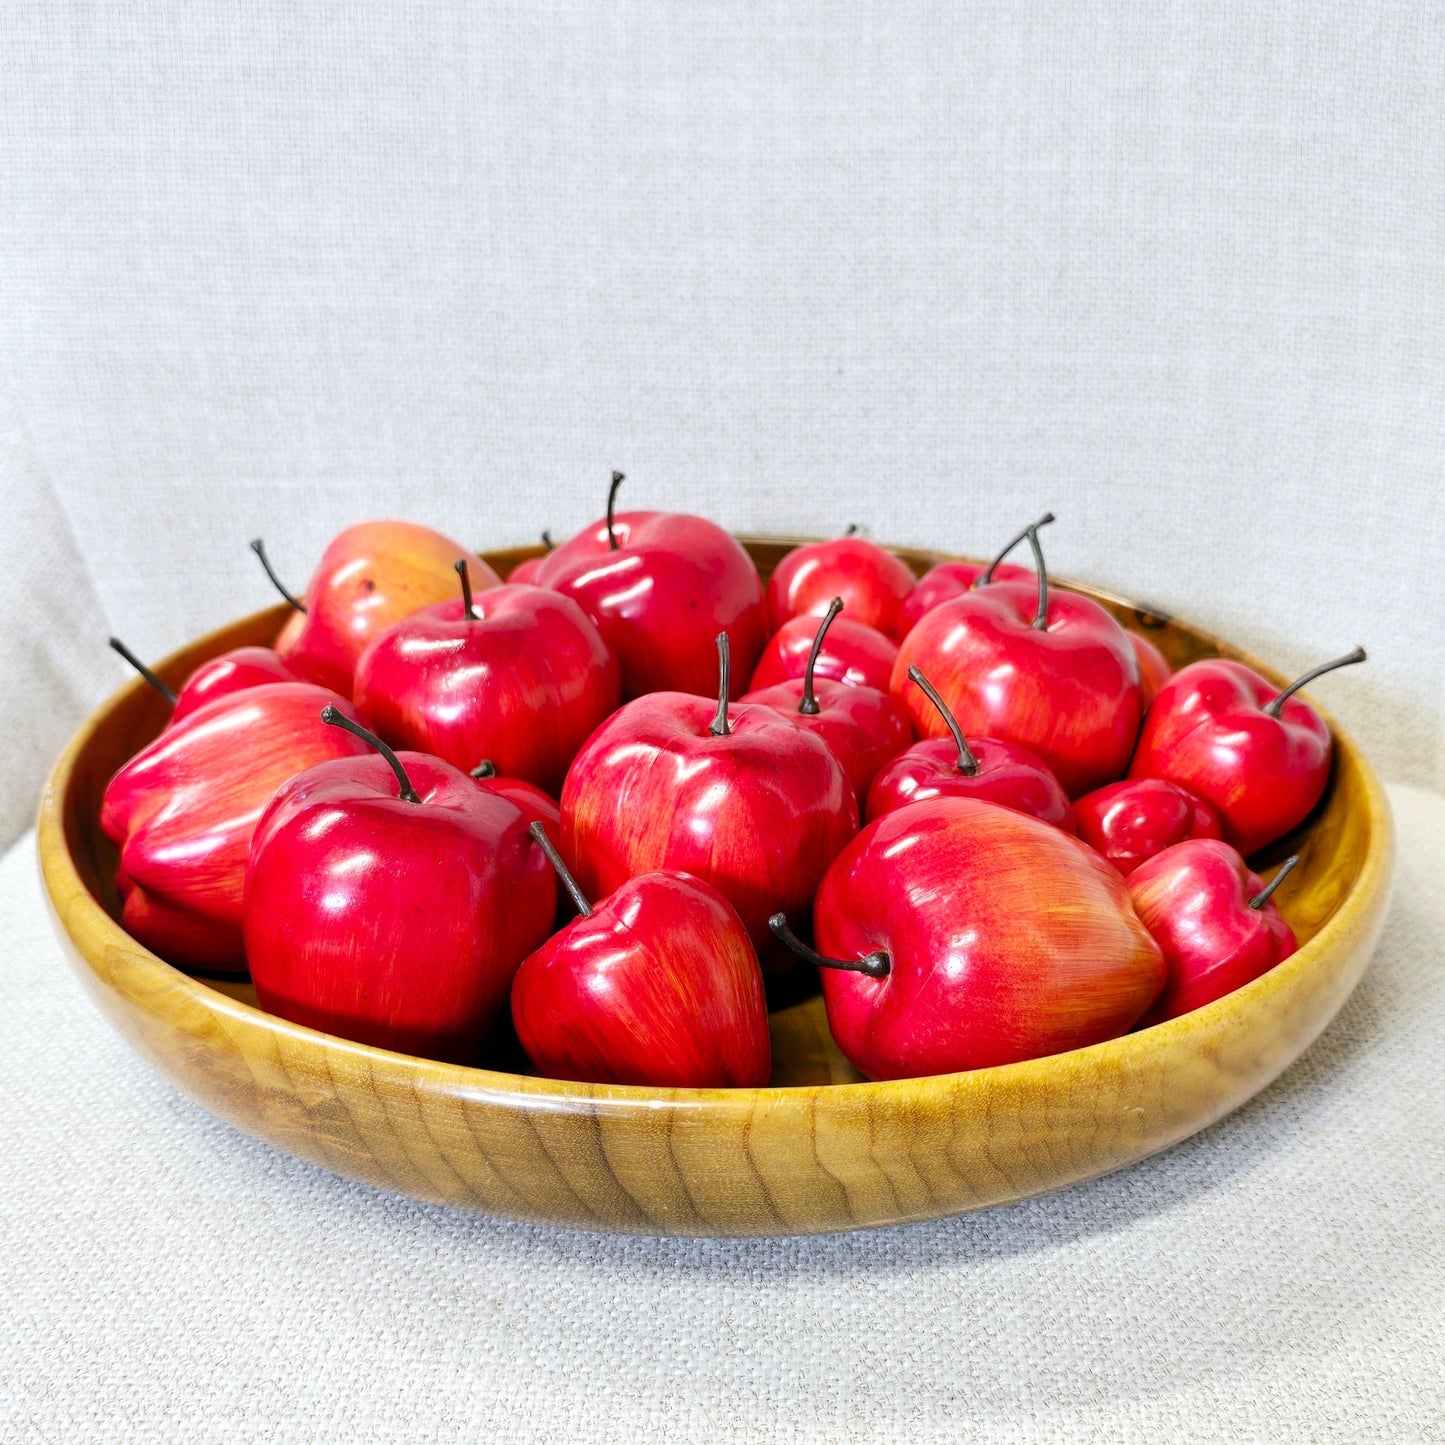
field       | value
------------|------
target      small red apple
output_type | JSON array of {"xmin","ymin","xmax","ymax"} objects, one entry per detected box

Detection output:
[
  {"xmin": 748, "ymin": 613, "xmax": 898, "ymax": 693},
  {"xmin": 1073, "ymin": 778, "xmax": 1223, "ymax": 876},
  {"xmin": 897, "ymin": 512, "xmax": 1053, "ymax": 635},
  {"xmin": 766, "ymin": 531, "xmax": 917, "ymax": 641}
]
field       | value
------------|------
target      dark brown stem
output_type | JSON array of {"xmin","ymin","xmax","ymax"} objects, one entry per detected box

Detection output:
[
  {"xmin": 108, "ymin": 638, "xmax": 178, "ymax": 705},
  {"xmin": 541, "ymin": 530, "xmax": 555, "ymax": 552},
  {"xmin": 1027, "ymin": 525, "xmax": 1049, "ymax": 630},
  {"xmin": 907, "ymin": 666, "xmax": 978, "ymax": 775},
  {"xmin": 800, "ymin": 598, "xmax": 844, "ymax": 715},
  {"xmin": 768, "ymin": 914, "xmax": 890, "ymax": 979},
  {"xmin": 709, "ymin": 632, "xmax": 732, "ymax": 736},
  {"xmin": 977, "ymin": 512, "xmax": 1055, "ymax": 587},
  {"xmin": 455, "ymin": 559, "xmax": 477, "ymax": 620},
  {"xmin": 1262, "ymin": 647, "xmax": 1367, "ymax": 718},
  {"xmin": 1249, "ymin": 855, "xmax": 1300, "ymax": 910},
  {"xmin": 606, "ymin": 471, "xmax": 625, "ymax": 551},
  {"xmin": 843, "ymin": 523, "xmax": 859, "ymax": 537},
  {"xmin": 250, "ymin": 538, "xmax": 306, "ymax": 613},
  {"xmin": 529, "ymin": 821, "xmax": 593, "ymax": 918},
  {"xmin": 320, "ymin": 706, "xmax": 420, "ymax": 803},
  {"xmin": 469, "ymin": 760, "xmax": 497, "ymax": 779}
]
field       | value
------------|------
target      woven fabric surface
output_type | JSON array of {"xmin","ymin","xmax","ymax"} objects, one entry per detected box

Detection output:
[{"xmin": 2, "ymin": 787, "xmax": 1442, "ymax": 1442}]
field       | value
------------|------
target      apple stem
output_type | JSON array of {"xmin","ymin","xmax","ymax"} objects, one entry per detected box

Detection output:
[
  {"xmin": 249, "ymin": 538, "xmax": 307, "ymax": 613},
  {"xmin": 768, "ymin": 914, "xmax": 890, "ymax": 979},
  {"xmin": 1262, "ymin": 647, "xmax": 1367, "ymax": 718},
  {"xmin": 906, "ymin": 666, "xmax": 979, "ymax": 775},
  {"xmin": 800, "ymin": 598, "xmax": 844, "ymax": 716},
  {"xmin": 977, "ymin": 512, "xmax": 1055, "ymax": 587},
  {"xmin": 320, "ymin": 705, "xmax": 420, "ymax": 803},
  {"xmin": 1249, "ymin": 855, "xmax": 1301, "ymax": 910},
  {"xmin": 606, "ymin": 471, "xmax": 625, "ymax": 552},
  {"xmin": 529, "ymin": 821, "xmax": 593, "ymax": 917},
  {"xmin": 470, "ymin": 760, "xmax": 497, "ymax": 779},
  {"xmin": 709, "ymin": 632, "xmax": 732, "ymax": 736},
  {"xmin": 843, "ymin": 523, "xmax": 859, "ymax": 536},
  {"xmin": 454, "ymin": 559, "xmax": 478, "ymax": 620},
  {"xmin": 1027, "ymin": 525, "xmax": 1049, "ymax": 630},
  {"xmin": 108, "ymin": 637, "xmax": 178, "ymax": 705},
  {"xmin": 541, "ymin": 530, "xmax": 555, "ymax": 552}
]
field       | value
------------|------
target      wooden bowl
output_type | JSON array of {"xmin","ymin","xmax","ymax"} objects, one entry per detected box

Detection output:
[{"xmin": 37, "ymin": 538, "xmax": 1394, "ymax": 1236}]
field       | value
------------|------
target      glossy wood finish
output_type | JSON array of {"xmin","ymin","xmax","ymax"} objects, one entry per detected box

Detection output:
[{"xmin": 37, "ymin": 539, "xmax": 1394, "ymax": 1236}]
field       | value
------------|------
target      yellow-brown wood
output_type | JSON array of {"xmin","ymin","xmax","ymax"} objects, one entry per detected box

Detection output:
[{"xmin": 36, "ymin": 538, "xmax": 1394, "ymax": 1235}]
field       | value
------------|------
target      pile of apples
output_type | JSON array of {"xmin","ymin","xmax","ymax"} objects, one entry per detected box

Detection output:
[{"xmin": 101, "ymin": 481, "xmax": 1364, "ymax": 1086}]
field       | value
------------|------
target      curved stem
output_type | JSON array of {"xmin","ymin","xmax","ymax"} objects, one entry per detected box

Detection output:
[
  {"xmin": 529, "ymin": 821, "xmax": 593, "ymax": 918},
  {"xmin": 843, "ymin": 522, "xmax": 859, "ymax": 537},
  {"xmin": 320, "ymin": 705, "xmax": 420, "ymax": 803},
  {"xmin": 1027, "ymin": 525, "xmax": 1049, "ymax": 630},
  {"xmin": 108, "ymin": 637, "xmax": 178, "ymax": 705},
  {"xmin": 249, "ymin": 538, "xmax": 307, "ymax": 613},
  {"xmin": 768, "ymin": 914, "xmax": 890, "ymax": 979},
  {"xmin": 1262, "ymin": 647, "xmax": 1367, "ymax": 717},
  {"xmin": 541, "ymin": 530, "xmax": 555, "ymax": 552},
  {"xmin": 469, "ymin": 760, "xmax": 497, "ymax": 779},
  {"xmin": 606, "ymin": 471, "xmax": 625, "ymax": 552},
  {"xmin": 977, "ymin": 512, "xmax": 1055, "ymax": 587},
  {"xmin": 454, "ymin": 558, "xmax": 477, "ymax": 620},
  {"xmin": 907, "ymin": 666, "xmax": 978, "ymax": 775},
  {"xmin": 800, "ymin": 598, "xmax": 844, "ymax": 715},
  {"xmin": 1249, "ymin": 855, "xmax": 1300, "ymax": 910},
  {"xmin": 708, "ymin": 632, "xmax": 732, "ymax": 737}
]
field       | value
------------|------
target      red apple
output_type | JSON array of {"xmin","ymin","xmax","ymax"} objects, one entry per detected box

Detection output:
[
  {"xmin": 772, "ymin": 796, "xmax": 1164, "ymax": 1079},
  {"xmin": 1128, "ymin": 647, "xmax": 1366, "ymax": 855},
  {"xmin": 511, "ymin": 825, "xmax": 771, "ymax": 1087},
  {"xmin": 257, "ymin": 522, "xmax": 503, "ymax": 696},
  {"xmin": 468, "ymin": 760, "xmax": 561, "ymax": 841},
  {"xmin": 245, "ymin": 710, "xmax": 555, "ymax": 1061},
  {"xmin": 1073, "ymin": 778, "xmax": 1223, "ymax": 876},
  {"xmin": 354, "ymin": 566, "xmax": 620, "ymax": 793},
  {"xmin": 101, "ymin": 683, "xmax": 372, "ymax": 970},
  {"xmin": 766, "ymin": 532, "xmax": 917, "ymax": 641},
  {"xmin": 897, "ymin": 512, "xmax": 1053, "ymax": 635},
  {"xmin": 1128, "ymin": 841, "xmax": 1299, "ymax": 1024},
  {"xmin": 109, "ymin": 637, "xmax": 301, "ymax": 727},
  {"xmin": 865, "ymin": 666, "xmax": 1074, "ymax": 832},
  {"xmin": 506, "ymin": 532, "xmax": 554, "ymax": 587},
  {"xmin": 534, "ymin": 473, "xmax": 767, "ymax": 699},
  {"xmin": 891, "ymin": 529, "xmax": 1142, "ymax": 797},
  {"xmin": 561, "ymin": 633, "xmax": 858, "ymax": 951},
  {"xmin": 740, "ymin": 598, "xmax": 913, "ymax": 801},
  {"xmin": 748, "ymin": 613, "xmax": 898, "ymax": 693}
]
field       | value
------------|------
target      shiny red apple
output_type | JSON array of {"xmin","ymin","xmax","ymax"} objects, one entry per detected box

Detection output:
[
  {"xmin": 748, "ymin": 612, "xmax": 898, "ymax": 693},
  {"xmin": 766, "ymin": 531, "xmax": 917, "ymax": 641},
  {"xmin": 740, "ymin": 598, "xmax": 913, "ymax": 802},
  {"xmin": 897, "ymin": 512, "xmax": 1052, "ymax": 635},
  {"xmin": 772, "ymin": 796, "xmax": 1165, "ymax": 1079},
  {"xmin": 534, "ymin": 473, "xmax": 767, "ymax": 699},
  {"xmin": 1073, "ymin": 778, "xmax": 1223, "ymax": 876},
  {"xmin": 101, "ymin": 683, "xmax": 371, "ymax": 971},
  {"xmin": 511, "ymin": 825, "xmax": 771, "ymax": 1087},
  {"xmin": 561, "ymin": 633, "xmax": 858, "ymax": 951},
  {"xmin": 256, "ymin": 522, "xmax": 503, "ymax": 696},
  {"xmin": 468, "ymin": 759, "xmax": 561, "ymax": 841},
  {"xmin": 505, "ymin": 532, "xmax": 554, "ymax": 586},
  {"xmin": 354, "ymin": 565, "xmax": 620, "ymax": 793},
  {"xmin": 1128, "ymin": 841, "xmax": 1299, "ymax": 1024},
  {"xmin": 109, "ymin": 637, "xmax": 302, "ymax": 727},
  {"xmin": 865, "ymin": 667, "xmax": 1074, "ymax": 832},
  {"xmin": 891, "ymin": 529, "xmax": 1142, "ymax": 797},
  {"xmin": 245, "ymin": 710, "xmax": 555, "ymax": 1061},
  {"xmin": 1129, "ymin": 647, "xmax": 1366, "ymax": 855}
]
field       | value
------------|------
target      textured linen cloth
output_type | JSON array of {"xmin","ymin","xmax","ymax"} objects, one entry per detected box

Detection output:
[{"xmin": 2, "ymin": 788, "xmax": 1442, "ymax": 1442}]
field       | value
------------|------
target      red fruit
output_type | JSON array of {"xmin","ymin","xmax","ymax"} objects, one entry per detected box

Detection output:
[
  {"xmin": 891, "ymin": 531, "xmax": 1141, "ymax": 797},
  {"xmin": 468, "ymin": 761, "xmax": 561, "ymax": 841},
  {"xmin": 777, "ymin": 797, "xmax": 1164, "ymax": 1080},
  {"xmin": 101, "ymin": 683, "xmax": 372, "ymax": 970},
  {"xmin": 1128, "ymin": 648, "xmax": 1366, "ymax": 855},
  {"xmin": 266, "ymin": 521, "xmax": 502, "ymax": 696},
  {"xmin": 506, "ymin": 533, "xmax": 555, "ymax": 587},
  {"xmin": 171, "ymin": 646, "xmax": 302, "ymax": 722},
  {"xmin": 865, "ymin": 666, "xmax": 1074, "ymax": 832},
  {"xmin": 354, "ymin": 573, "xmax": 620, "ymax": 793},
  {"xmin": 561, "ymin": 634, "xmax": 858, "ymax": 951},
  {"xmin": 897, "ymin": 513, "xmax": 1053, "ymax": 635},
  {"xmin": 1128, "ymin": 631, "xmax": 1172, "ymax": 707},
  {"xmin": 749, "ymin": 614, "xmax": 898, "ymax": 693},
  {"xmin": 512, "ymin": 828, "xmax": 771, "ymax": 1087},
  {"xmin": 740, "ymin": 599, "xmax": 913, "ymax": 801},
  {"xmin": 534, "ymin": 473, "xmax": 767, "ymax": 699},
  {"xmin": 1128, "ymin": 840, "xmax": 1299, "ymax": 1024},
  {"xmin": 245, "ymin": 715, "xmax": 555, "ymax": 1062},
  {"xmin": 766, "ymin": 534, "xmax": 916, "ymax": 641},
  {"xmin": 1073, "ymin": 778, "xmax": 1223, "ymax": 876}
]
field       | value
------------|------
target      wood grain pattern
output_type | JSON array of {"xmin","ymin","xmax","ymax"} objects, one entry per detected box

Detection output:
[{"xmin": 36, "ymin": 538, "xmax": 1394, "ymax": 1236}]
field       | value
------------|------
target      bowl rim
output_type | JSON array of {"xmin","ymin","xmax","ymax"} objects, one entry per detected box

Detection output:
[{"xmin": 37, "ymin": 537, "xmax": 1395, "ymax": 1116}]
